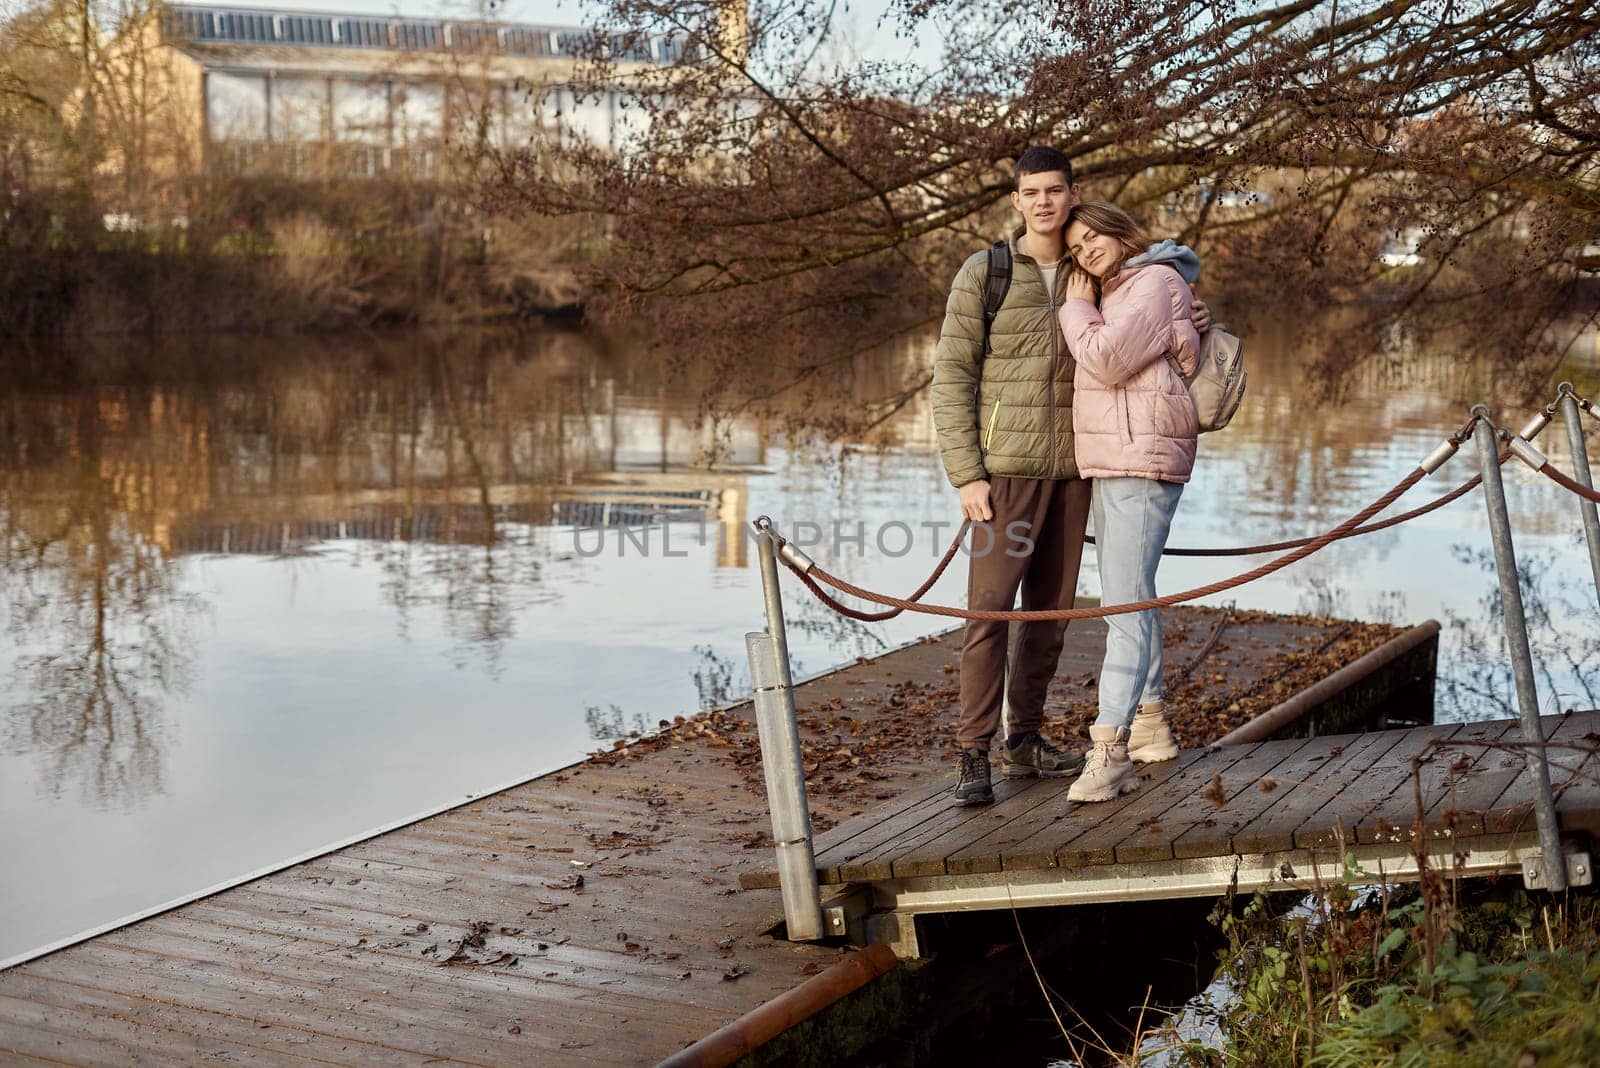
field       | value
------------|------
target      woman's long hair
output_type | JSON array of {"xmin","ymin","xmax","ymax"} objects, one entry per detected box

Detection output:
[{"xmin": 1064, "ymin": 201, "xmax": 1151, "ymax": 301}]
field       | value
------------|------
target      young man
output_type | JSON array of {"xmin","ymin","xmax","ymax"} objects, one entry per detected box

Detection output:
[{"xmin": 930, "ymin": 146, "xmax": 1209, "ymax": 804}]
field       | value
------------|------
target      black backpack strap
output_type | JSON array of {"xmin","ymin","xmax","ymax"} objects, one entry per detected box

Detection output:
[{"xmin": 981, "ymin": 240, "xmax": 1011, "ymax": 352}]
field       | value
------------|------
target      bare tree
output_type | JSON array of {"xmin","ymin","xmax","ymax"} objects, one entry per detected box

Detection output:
[{"xmin": 490, "ymin": 0, "xmax": 1600, "ymax": 420}]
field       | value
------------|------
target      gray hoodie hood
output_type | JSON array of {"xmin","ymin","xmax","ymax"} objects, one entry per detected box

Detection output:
[{"xmin": 1125, "ymin": 239, "xmax": 1200, "ymax": 285}]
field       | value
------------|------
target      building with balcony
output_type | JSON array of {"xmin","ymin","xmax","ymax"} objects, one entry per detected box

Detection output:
[{"xmin": 144, "ymin": 2, "xmax": 678, "ymax": 178}]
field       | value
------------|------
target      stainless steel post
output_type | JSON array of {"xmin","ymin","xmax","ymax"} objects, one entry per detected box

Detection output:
[
  {"xmin": 1556, "ymin": 384, "xmax": 1600, "ymax": 606},
  {"xmin": 1472, "ymin": 411, "xmax": 1566, "ymax": 891},
  {"xmin": 746, "ymin": 526, "xmax": 825, "ymax": 940}
]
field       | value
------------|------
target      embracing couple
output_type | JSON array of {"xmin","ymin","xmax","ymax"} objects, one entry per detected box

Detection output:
[{"xmin": 932, "ymin": 145, "xmax": 1208, "ymax": 806}]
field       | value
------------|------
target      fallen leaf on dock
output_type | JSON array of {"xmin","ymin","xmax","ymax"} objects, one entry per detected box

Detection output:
[
  {"xmin": 722, "ymin": 964, "xmax": 748, "ymax": 981},
  {"xmin": 543, "ymin": 873, "xmax": 585, "ymax": 891}
]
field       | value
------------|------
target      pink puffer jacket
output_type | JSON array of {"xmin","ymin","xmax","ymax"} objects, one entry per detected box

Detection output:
[{"xmin": 1058, "ymin": 264, "xmax": 1200, "ymax": 482}]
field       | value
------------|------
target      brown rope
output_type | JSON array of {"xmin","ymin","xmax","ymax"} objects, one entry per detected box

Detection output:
[
  {"xmin": 1100, "ymin": 471, "xmax": 1484, "ymax": 557},
  {"xmin": 795, "ymin": 484, "xmax": 1477, "ymax": 615},
  {"xmin": 1139, "ymin": 428, "xmax": 1526, "ymax": 557},
  {"xmin": 790, "ymin": 520, "xmax": 970, "ymax": 622},
  {"xmin": 1538, "ymin": 462, "xmax": 1600, "ymax": 505},
  {"xmin": 792, "ymin": 466, "xmax": 1430, "ymax": 622}
]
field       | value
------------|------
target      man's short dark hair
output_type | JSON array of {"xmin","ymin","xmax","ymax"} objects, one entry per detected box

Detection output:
[{"xmin": 1015, "ymin": 146, "xmax": 1074, "ymax": 189}]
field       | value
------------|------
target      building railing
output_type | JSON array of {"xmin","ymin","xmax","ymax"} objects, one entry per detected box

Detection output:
[
  {"xmin": 208, "ymin": 140, "xmax": 458, "ymax": 180},
  {"xmin": 164, "ymin": 4, "xmax": 684, "ymax": 63}
]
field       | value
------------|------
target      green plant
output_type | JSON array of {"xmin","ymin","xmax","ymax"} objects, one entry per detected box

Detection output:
[{"xmin": 1212, "ymin": 877, "xmax": 1600, "ymax": 1067}]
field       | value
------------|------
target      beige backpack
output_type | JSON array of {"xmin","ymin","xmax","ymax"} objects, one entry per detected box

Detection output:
[{"xmin": 1170, "ymin": 326, "xmax": 1247, "ymax": 433}]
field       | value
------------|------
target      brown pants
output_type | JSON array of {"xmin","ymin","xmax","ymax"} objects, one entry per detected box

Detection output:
[{"xmin": 956, "ymin": 476, "xmax": 1092, "ymax": 749}]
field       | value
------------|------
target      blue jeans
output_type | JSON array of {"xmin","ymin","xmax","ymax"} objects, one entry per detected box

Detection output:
[{"xmin": 1091, "ymin": 477, "xmax": 1184, "ymax": 729}]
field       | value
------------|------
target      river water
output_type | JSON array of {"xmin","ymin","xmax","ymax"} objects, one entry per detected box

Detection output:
[{"xmin": 2, "ymin": 324, "xmax": 1597, "ymax": 965}]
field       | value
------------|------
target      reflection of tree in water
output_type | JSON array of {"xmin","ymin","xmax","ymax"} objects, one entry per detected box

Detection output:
[
  {"xmin": 584, "ymin": 702, "xmax": 650, "ymax": 741},
  {"xmin": 0, "ymin": 393, "xmax": 199, "ymax": 808},
  {"xmin": 374, "ymin": 537, "xmax": 546, "ymax": 679},
  {"xmin": 782, "ymin": 590, "xmax": 892, "ymax": 680},
  {"xmin": 1294, "ymin": 575, "xmax": 1349, "ymax": 620},
  {"xmin": 692, "ymin": 643, "xmax": 739, "ymax": 711},
  {"xmin": 364, "ymin": 346, "xmax": 569, "ymax": 677},
  {"xmin": 1442, "ymin": 545, "xmax": 1600, "ymax": 721}
]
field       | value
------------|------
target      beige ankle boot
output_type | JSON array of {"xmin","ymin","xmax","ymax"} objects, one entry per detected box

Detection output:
[
  {"xmin": 1067, "ymin": 725, "xmax": 1139, "ymax": 803},
  {"xmin": 1127, "ymin": 700, "xmax": 1179, "ymax": 763}
]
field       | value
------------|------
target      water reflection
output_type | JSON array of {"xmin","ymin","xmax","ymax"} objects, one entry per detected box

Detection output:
[
  {"xmin": 1, "ymin": 389, "xmax": 200, "ymax": 808},
  {"xmin": 0, "ymin": 328, "xmax": 796, "ymax": 806},
  {"xmin": 1443, "ymin": 545, "xmax": 1600, "ymax": 720}
]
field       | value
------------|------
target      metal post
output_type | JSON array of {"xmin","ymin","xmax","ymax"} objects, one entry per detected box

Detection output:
[
  {"xmin": 746, "ymin": 525, "xmax": 825, "ymax": 940},
  {"xmin": 1556, "ymin": 383, "xmax": 1600, "ymax": 606},
  {"xmin": 1471, "ymin": 409, "xmax": 1566, "ymax": 891}
]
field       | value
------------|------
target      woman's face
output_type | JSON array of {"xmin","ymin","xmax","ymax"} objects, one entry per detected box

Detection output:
[{"xmin": 1065, "ymin": 220, "xmax": 1124, "ymax": 279}]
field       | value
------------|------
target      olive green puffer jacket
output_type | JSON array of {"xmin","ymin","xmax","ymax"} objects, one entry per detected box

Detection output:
[{"xmin": 931, "ymin": 229, "xmax": 1079, "ymax": 488}]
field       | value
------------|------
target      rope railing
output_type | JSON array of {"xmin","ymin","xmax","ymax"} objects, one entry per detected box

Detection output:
[
  {"xmin": 1110, "ymin": 404, "xmax": 1561, "ymax": 557},
  {"xmin": 1497, "ymin": 394, "xmax": 1600, "ymax": 508},
  {"xmin": 765, "ymin": 388, "xmax": 1599, "ymax": 626},
  {"xmin": 778, "ymin": 462, "xmax": 1431, "ymax": 622}
]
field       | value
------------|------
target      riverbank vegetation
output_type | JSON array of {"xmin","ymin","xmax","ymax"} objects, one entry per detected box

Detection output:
[
  {"xmin": 1154, "ymin": 867, "xmax": 1600, "ymax": 1065},
  {"xmin": 0, "ymin": 0, "xmax": 602, "ymax": 334},
  {"xmin": 0, "ymin": 175, "xmax": 601, "ymax": 333}
]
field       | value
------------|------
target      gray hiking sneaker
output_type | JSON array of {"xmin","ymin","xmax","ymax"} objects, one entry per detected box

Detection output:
[
  {"xmin": 954, "ymin": 748, "xmax": 994, "ymax": 805},
  {"xmin": 1003, "ymin": 730, "xmax": 1085, "ymax": 778}
]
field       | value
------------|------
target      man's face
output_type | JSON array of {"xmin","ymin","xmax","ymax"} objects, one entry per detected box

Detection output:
[{"xmin": 1010, "ymin": 170, "xmax": 1077, "ymax": 240}]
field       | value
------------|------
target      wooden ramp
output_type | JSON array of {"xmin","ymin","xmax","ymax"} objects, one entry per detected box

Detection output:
[{"xmin": 745, "ymin": 713, "xmax": 1600, "ymax": 953}]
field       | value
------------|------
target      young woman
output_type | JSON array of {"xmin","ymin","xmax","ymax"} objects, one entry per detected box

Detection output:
[{"xmin": 1057, "ymin": 201, "xmax": 1201, "ymax": 803}]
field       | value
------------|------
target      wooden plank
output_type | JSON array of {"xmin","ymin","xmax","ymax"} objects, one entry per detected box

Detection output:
[
  {"xmin": 1422, "ymin": 717, "xmax": 1558, "ymax": 837},
  {"xmin": 884, "ymin": 778, "xmax": 1063, "ymax": 879},
  {"xmin": 1167, "ymin": 732, "xmax": 1386, "ymax": 862},
  {"xmin": 0, "ymin": 991, "xmax": 300, "ymax": 1061},
  {"xmin": 1115, "ymin": 736, "xmax": 1314, "ymax": 864},
  {"xmin": 1555, "ymin": 716, "xmax": 1600, "ymax": 833},
  {"xmin": 0, "ymin": 973, "xmax": 352, "ymax": 1066},
  {"xmin": 829, "ymin": 781, "xmax": 1048, "ymax": 884},
  {"xmin": 180, "ymin": 890, "xmax": 786, "ymax": 1017},
  {"xmin": 1291, "ymin": 724, "xmax": 1456, "ymax": 848},
  {"xmin": 814, "ymin": 787, "xmax": 961, "ymax": 883},
  {"xmin": 809, "ymin": 776, "xmax": 951, "ymax": 854},
  {"xmin": 229, "ymin": 876, "xmax": 769, "ymax": 969},
  {"xmin": 1416, "ymin": 719, "xmax": 1522, "ymax": 837},
  {"xmin": 742, "ymin": 777, "xmax": 949, "ymax": 888},
  {"xmin": 26, "ymin": 941, "xmax": 619, "ymax": 1067},
  {"xmin": 1356, "ymin": 723, "xmax": 1481, "ymax": 844},
  {"xmin": 1228, "ymin": 730, "xmax": 1407, "ymax": 855},
  {"xmin": 940, "ymin": 741, "xmax": 1203, "ymax": 876},
  {"xmin": 870, "ymin": 777, "xmax": 1056, "ymax": 876},
  {"xmin": 0, "ymin": 992, "xmax": 207, "ymax": 1067},
  {"xmin": 1485, "ymin": 712, "xmax": 1600, "ymax": 836},
  {"xmin": 945, "ymin": 749, "xmax": 1201, "ymax": 875},
  {"xmin": 168, "ymin": 894, "xmax": 773, "ymax": 1006},
  {"xmin": 1036, "ymin": 744, "xmax": 1264, "ymax": 869},
  {"xmin": 138, "ymin": 910, "xmax": 751, "ymax": 1015}
]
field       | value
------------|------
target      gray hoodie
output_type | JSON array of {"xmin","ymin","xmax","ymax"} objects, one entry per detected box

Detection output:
[{"xmin": 1125, "ymin": 239, "xmax": 1201, "ymax": 285}]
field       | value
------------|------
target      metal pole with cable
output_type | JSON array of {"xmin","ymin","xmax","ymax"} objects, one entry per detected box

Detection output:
[
  {"xmin": 1471, "ymin": 407, "xmax": 1566, "ymax": 892},
  {"xmin": 746, "ymin": 518, "xmax": 825, "ymax": 940},
  {"xmin": 1555, "ymin": 383, "xmax": 1600, "ymax": 606}
]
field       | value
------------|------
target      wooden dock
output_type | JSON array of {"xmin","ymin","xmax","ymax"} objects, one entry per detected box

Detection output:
[
  {"xmin": 745, "ymin": 712, "xmax": 1599, "ymax": 955},
  {"xmin": 0, "ymin": 608, "xmax": 1458, "ymax": 1065}
]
